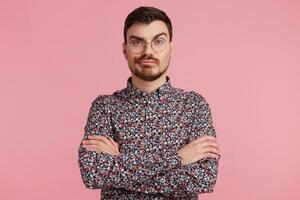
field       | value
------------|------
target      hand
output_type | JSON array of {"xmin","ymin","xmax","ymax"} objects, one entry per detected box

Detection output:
[
  {"xmin": 81, "ymin": 135, "xmax": 120, "ymax": 156},
  {"xmin": 177, "ymin": 135, "xmax": 221, "ymax": 166}
]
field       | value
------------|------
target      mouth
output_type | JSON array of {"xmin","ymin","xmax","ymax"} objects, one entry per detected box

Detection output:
[{"xmin": 138, "ymin": 59, "xmax": 157, "ymax": 64}]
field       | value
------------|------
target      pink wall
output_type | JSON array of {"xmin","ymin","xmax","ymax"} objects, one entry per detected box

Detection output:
[{"xmin": 0, "ymin": 1, "xmax": 299, "ymax": 199}]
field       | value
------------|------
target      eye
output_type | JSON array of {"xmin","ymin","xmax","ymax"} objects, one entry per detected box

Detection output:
[
  {"xmin": 130, "ymin": 40, "xmax": 143, "ymax": 46},
  {"xmin": 153, "ymin": 38, "xmax": 166, "ymax": 45}
]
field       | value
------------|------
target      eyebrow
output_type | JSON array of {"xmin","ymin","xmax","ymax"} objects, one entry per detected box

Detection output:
[{"xmin": 128, "ymin": 32, "xmax": 168, "ymax": 41}]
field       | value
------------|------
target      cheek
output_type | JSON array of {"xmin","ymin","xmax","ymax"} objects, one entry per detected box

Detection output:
[
  {"xmin": 160, "ymin": 52, "xmax": 171, "ymax": 65},
  {"xmin": 162, "ymin": 46, "xmax": 171, "ymax": 59},
  {"xmin": 127, "ymin": 54, "xmax": 138, "ymax": 63},
  {"xmin": 127, "ymin": 55, "xmax": 140, "ymax": 69}
]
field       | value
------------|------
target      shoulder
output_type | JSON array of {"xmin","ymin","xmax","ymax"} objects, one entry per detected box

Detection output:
[
  {"xmin": 187, "ymin": 90, "xmax": 206, "ymax": 101},
  {"xmin": 91, "ymin": 87, "xmax": 126, "ymax": 106},
  {"xmin": 93, "ymin": 94, "xmax": 113, "ymax": 104},
  {"xmin": 169, "ymin": 87, "xmax": 203, "ymax": 101},
  {"xmin": 89, "ymin": 93, "xmax": 115, "ymax": 113},
  {"xmin": 181, "ymin": 91, "xmax": 215, "ymax": 118},
  {"xmin": 92, "ymin": 87, "xmax": 125, "ymax": 103},
  {"xmin": 182, "ymin": 90, "xmax": 209, "ymax": 107}
]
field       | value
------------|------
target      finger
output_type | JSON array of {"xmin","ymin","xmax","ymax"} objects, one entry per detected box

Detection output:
[
  {"xmin": 107, "ymin": 137, "xmax": 115, "ymax": 147},
  {"xmin": 202, "ymin": 152, "xmax": 220, "ymax": 160},
  {"xmin": 101, "ymin": 137, "xmax": 116, "ymax": 149},
  {"xmin": 192, "ymin": 138, "xmax": 218, "ymax": 147},
  {"xmin": 196, "ymin": 139, "xmax": 218, "ymax": 146},
  {"xmin": 202, "ymin": 146, "xmax": 221, "ymax": 156},
  {"xmin": 83, "ymin": 144, "xmax": 101, "ymax": 152},
  {"xmin": 108, "ymin": 137, "xmax": 118, "ymax": 148},
  {"xmin": 193, "ymin": 135, "xmax": 217, "ymax": 143},
  {"xmin": 83, "ymin": 139, "xmax": 112, "ymax": 153},
  {"xmin": 200, "ymin": 135, "xmax": 218, "ymax": 141},
  {"xmin": 195, "ymin": 141, "xmax": 220, "ymax": 150},
  {"xmin": 88, "ymin": 135, "xmax": 107, "ymax": 140},
  {"xmin": 195, "ymin": 143, "xmax": 220, "ymax": 155},
  {"xmin": 196, "ymin": 144, "xmax": 220, "ymax": 154},
  {"xmin": 84, "ymin": 137, "xmax": 112, "ymax": 147},
  {"xmin": 206, "ymin": 153, "xmax": 220, "ymax": 160},
  {"xmin": 83, "ymin": 143, "xmax": 112, "ymax": 153},
  {"xmin": 89, "ymin": 135, "xmax": 114, "ymax": 147},
  {"xmin": 82, "ymin": 139, "xmax": 100, "ymax": 145},
  {"xmin": 193, "ymin": 135, "xmax": 218, "ymax": 144}
]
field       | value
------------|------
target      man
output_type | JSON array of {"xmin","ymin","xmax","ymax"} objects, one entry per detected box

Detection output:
[{"xmin": 78, "ymin": 6, "xmax": 221, "ymax": 200}]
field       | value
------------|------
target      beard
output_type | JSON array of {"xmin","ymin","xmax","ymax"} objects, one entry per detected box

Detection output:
[
  {"xmin": 132, "ymin": 64, "xmax": 168, "ymax": 81},
  {"xmin": 129, "ymin": 54, "xmax": 170, "ymax": 81}
]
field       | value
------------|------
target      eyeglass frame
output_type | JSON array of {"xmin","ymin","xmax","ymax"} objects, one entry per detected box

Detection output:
[{"xmin": 126, "ymin": 37, "xmax": 170, "ymax": 53}]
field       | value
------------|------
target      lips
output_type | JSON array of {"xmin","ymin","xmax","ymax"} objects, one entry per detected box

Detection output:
[{"xmin": 138, "ymin": 60, "xmax": 157, "ymax": 64}]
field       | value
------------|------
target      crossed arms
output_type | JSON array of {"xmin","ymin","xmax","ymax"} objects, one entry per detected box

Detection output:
[{"xmin": 78, "ymin": 91, "xmax": 220, "ymax": 198}]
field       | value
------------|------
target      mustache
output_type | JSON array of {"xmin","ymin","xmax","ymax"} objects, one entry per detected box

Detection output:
[{"xmin": 135, "ymin": 54, "xmax": 159, "ymax": 64}]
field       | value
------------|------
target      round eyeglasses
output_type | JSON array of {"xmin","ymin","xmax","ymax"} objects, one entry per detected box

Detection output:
[{"xmin": 127, "ymin": 38, "xmax": 169, "ymax": 53}]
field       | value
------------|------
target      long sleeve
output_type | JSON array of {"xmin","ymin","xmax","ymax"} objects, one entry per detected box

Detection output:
[
  {"xmin": 115, "ymin": 91, "xmax": 219, "ymax": 198},
  {"xmin": 78, "ymin": 95, "xmax": 182, "ymax": 190}
]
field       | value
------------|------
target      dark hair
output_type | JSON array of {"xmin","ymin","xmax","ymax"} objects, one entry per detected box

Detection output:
[{"xmin": 123, "ymin": 6, "xmax": 173, "ymax": 44}]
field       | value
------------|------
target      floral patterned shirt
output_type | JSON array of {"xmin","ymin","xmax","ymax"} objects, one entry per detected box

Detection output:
[{"xmin": 78, "ymin": 76, "xmax": 219, "ymax": 199}]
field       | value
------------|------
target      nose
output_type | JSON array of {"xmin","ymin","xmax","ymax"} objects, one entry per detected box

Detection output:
[{"xmin": 143, "ymin": 43, "xmax": 154, "ymax": 54}]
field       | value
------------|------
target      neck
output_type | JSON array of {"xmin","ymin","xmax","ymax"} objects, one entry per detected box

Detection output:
[{"xmin": 131, "ymin": 74, "xmax": 167, "ymax": 94}]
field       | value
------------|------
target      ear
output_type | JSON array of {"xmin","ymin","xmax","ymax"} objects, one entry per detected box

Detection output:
[{"xmin": 122, "ymin": 42, "xmax": 128, "ymax": 60}]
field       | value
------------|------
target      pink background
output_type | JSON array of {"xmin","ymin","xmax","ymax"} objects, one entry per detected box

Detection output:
[{"xmin": 0, "ymin": 0, "xmax": 299, "ymax": 199}]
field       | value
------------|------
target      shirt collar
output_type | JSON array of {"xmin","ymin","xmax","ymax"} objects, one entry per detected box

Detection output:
[{"xmin": 125, "ymin": 75, "xmax": 173, "ymax": 101}]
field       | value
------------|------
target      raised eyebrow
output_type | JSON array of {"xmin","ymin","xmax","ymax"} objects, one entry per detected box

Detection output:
[
  {"xmin": 128, "ymin": 36, "xmax": 144, "ymax": 41},
  {"xmin": 128, "ymin": 32, "xmax": 168, "ymax": 41},
  {"xmin": 153, "ymin": 32, "xmax": 168, "ymax": 39}
]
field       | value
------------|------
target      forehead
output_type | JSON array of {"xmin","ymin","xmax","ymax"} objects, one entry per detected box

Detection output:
[{"xmin": 126, "ymin": 20, "xmax": 169, "ymax": 40}]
